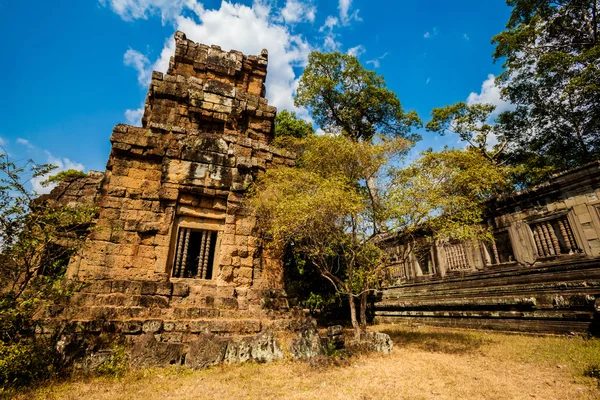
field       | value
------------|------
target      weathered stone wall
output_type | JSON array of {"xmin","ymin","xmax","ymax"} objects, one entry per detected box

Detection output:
[
  {"xmin": 375, "ymin": 162, "xmax": 600, "ymax": 334},
  {"xmin": 62, "ymin": 31, "xmax": 294, "ymax": 317}
]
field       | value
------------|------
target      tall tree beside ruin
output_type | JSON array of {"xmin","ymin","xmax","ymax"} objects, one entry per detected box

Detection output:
[
  {"xmin": 294, "ymin": 51, "xmax": 422, "ymax": 143},
  {"xmin": 295, "ymin": 51, "xmax": 422, "ymax": 232},
  {"xmin": 249, "ymin": 133, "xmax": 511, "ymax": 339},
  {"xmin": 492, "ymin": 0, "xmax": 600, "ymax": 180},
  {"xmin": 250, "ymin": 135, "xmax": 411, "ymax": 339}
]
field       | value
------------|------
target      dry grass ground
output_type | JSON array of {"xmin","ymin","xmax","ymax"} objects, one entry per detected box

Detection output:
[{"xmin": 16, "ymin": 324, "xmax": 600, "ymax": 400}]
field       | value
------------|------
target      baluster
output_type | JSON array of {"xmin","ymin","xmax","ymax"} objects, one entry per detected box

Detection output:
[
  {"xmin": 450, "ymin": 246, "xmax": 456, "ymax": 270},
  {"xmin": 532, "ymin": 227, "xmax": 543, "ymax": 257},
  {"xmin": 546, "ymin": 221, "xmax": 561, "ymax": 254},
  {"xmin": 201, "ymin": 232, "xmax": 212, "ymax": 279},
  {"xmin": 445, "ymin": 247, "xmax": 453, "ymax": 270},
  {"xmin": 540, "ymin": 222, "xmax": 555, "ymax": 255},
  {"xmin": 174, "ymin": 228, "xmax": 186, "ymax": 278},
  {"xmin": 564, "ymin": 219, "xmax": 578, "ymax": 252},
  {"xmin": 491, "ymin": 240, "xmax": 500, "ymax": 264},
  {"xmin": 181, "ymin": 228, "xmax": 191, "ymax": 276},
  {"xmin": 535, "ymin": 225, "xmax": 549, "ymax": 256},
  {"xmin": 196, "ymin": 230, "xmax": 208, "ymax": 278},
  {"xmin": 558, "ymin": 219, "xmax": 573, "ymax": 253}
]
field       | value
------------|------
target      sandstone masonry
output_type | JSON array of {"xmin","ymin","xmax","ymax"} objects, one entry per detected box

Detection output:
[
  {"xmin": 46, "ymin": 32, "xmax": 295, "ymax": 331},
  {"xmin": 375, "ymin": 162, "xmax": 600, "ymax": 334}
]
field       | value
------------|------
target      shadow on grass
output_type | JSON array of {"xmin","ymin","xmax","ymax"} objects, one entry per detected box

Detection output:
[{"xmin": 380, "ymin": 328, "xmax": 492, "ymax": 355}]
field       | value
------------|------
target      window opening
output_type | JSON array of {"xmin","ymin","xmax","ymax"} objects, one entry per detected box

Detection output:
[
  {"xmin": 444, "ymin": 242, "xmax": 470, "ymax": 271},
  {"xmin": 414, "ymin": 243, "xmax": 434, "ymax": 275},
  {"xmin": 529, "ymin": 215, "xmax": 579, "ymax": 257},
  {"xmin": 172, "ymin": 228, "xmax": 217, "ymax": 279},
  {"xmin": 485, "ymin": 230, "xmax": 515, "ymax": 264}
]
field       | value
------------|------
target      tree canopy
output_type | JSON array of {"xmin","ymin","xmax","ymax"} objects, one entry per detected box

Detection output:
[
  {"xmin": 492, "ymin": 0, "xmax": 600, "ymax": 179},
  {"xmin": 295, "ymin": 51, "xmax": 422, "ymax": 143},
  {"xmin": 274, "ymin": 109, "xmax": 315, "ymax": 140}
]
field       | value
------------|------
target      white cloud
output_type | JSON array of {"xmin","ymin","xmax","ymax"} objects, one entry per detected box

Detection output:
[
  {"xmin": 278, "ymin": 0, "xmax": 316, "ymax": 24},
  {"xmin": 347, "ymin": 45, "xmax": 365, "ymax": 57},
  {"xmin": 124, "ymin": 48, "xmax": 152, "ymax": 86},
  {"xmin": 318, "ymin": 15, "xmax": 341, "ymax": 51},
  {"xmin": 463, "ymin": 33, "xmax": 470, "ymax": 41},
  {"xmin": 0, "ymin": 137, "xmax": 6, "ymax": 147},
  {"xmin": 426, "ymin": 77, "xmax": 431, "ymax": 85},
  {"xmin": 366, "ymin": 52, "xmax": 389, "ymax": 69},
  {"xmin": 125, "ymin": 106, "xmax": 144, "ymax": 126},
  {"xmin": 366, "ymin": 59, "xmax": 380, "ymax": 68},
  {"xmin": 136, "ymin": 2, "xmax": 312, "ymax": 115},
  {"xmin": 16, "ymin": 138, "xmax": 34, "ymax": 149},
  {"xmin": 99, "ymin": 0, "xmax": 202, "ymax": 24},
  {"xmin": 467, "ymin": 74, "xmax": 513, "ymax": 115},
  {"xmin": 466, "ymin": 74, "xmax": 515, "ymax": 149},
  {"xmin": 338, "ymin": 0, "xmax": 360, "ymax": 26},
  {"xmin": 323, "ymin": 33, "xmax": 341, "ymax": 51},
  {"xmin": 319, "ymin": 15, "xmax": 338, "ymax": 32},
  {"xmin": 424, "ymin": 27, "xmax": 438, "ymax": 39},
  {"xmin": 31, "ymin": 151, "xmax": 86, "ymax": 195}
]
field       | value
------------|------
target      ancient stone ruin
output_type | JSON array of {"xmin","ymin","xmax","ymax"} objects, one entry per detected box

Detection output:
[
  {"xmin": 41, "ymin": 30, "xmax": 600, "ymax": 359},
  {"xmin": 375, "ymin": 162, "xmax": 600, "ymax": 334},
  {"xmin": 41, "ymin": 32, "xmax": 307, "ymax": 364}
]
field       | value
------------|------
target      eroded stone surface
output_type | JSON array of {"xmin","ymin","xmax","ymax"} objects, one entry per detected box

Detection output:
[
  {"xmin": 289, "ymin": 323, "xmax": 326, "ymax": 359},
  {"xmin": 130, "ymin": 332, "xmax": 186, "ymax": 368},
  {"xmin": 185, "ymin": 332, "xmax": 228, "ymax": 369},
  {"xmin": 223, "ymin": 332, "xmax": 284, "ymax": 364}
]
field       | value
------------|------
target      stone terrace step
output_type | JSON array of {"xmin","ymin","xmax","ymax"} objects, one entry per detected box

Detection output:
[{"xmin": 38, "ymin": 317, "xmax": 295, "ymax": 341}]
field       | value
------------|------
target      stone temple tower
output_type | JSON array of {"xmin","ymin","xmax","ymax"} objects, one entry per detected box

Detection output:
[{"xmin": 60, "ymin": 31, "xmax": 295, "ymax": 324}]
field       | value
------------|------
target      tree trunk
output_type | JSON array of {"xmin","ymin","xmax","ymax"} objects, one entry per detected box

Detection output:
[
  {"xmin": 359, "ymin": 291, "xmax": 368, "ymax": 332},
  {"xmin": 366, "ymin": 176, "xmax": 385, "ymax": 233},
  {"xmin": 348, "ymin": 293, "xmax": 361, "ymax": 340}
]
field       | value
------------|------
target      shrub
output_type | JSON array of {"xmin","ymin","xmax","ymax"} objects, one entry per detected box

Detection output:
[{"xmin": 96, "ymin": 345, "xmax": 129, "ymax": 378}]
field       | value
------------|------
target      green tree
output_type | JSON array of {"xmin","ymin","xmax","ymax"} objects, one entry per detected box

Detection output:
[
  {"xmin": 386, "ymin": 148, "xmax": 512, "ymax": 243},
  {"xmin": 250, "ymin": 135, "xmax": 410, "ymax": 339},
  {"xmin": 425, "ymin": 102, "xmax": 509, "ymax": 164},
  {"xmin": 274, "ymin": 109, "xmax": 315, "ymax": 139},
  {"xmin": 249, "ymin": 135, "xmax": 510, "ymax": 339},
  {"xmin": 295, "ymin": 51, "xmax": 422, "ymax": 233},
  {"xmin": 492, "ymin": 0, "xmax": 600, "ymax": 179},
  {"xmin": 295, "ymin": 51, "xmax": 422, "ymax": 143},
  {"xmin": 0, "ymin": 155, "xmax": 95, "ymax": 389}
]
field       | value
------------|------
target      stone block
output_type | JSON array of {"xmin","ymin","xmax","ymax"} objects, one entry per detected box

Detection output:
[
  {"xmin": 112, "ymin": 280, "xmax": 143, "ymax": 295},
  {"xmin": 131, "ymin": 333, "xmax": 185, "ymax": 367},
  {"xmin": 122, "ymin": 320, "xmax": 143, "ymax": 334},
  {"xmin": 172, "ymin": 282, "xmax": 190, "ymax": 297},
  {"xmin": 142, "ymin": 319, "xmax": 163, "ymax": 333}
]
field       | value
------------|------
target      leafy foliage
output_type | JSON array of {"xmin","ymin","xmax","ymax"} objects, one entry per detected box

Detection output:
[
  {"xmin": 250, "ymin": 133, "xmax": 509, "ymax": 338},
  {"xmin": 0, "ymin": 154, "xmax": 95, "ymax": 389},
  {"xmin": 249, "ymin": 134, "xmax": 409, "ymax": 338},
  {"xmin": 41, "ymin": 169, "xmax": 88, "ymax": 187},
  {"xmin": 492, "ymin": 0, "xmax": 600, "ymax": 182},
  {"xmin": 386, "ymin": 149, "xmax": 512, "ymax": 243},
  {"xmin": 274, "ymin": 109, "xmax": 315, "ymax": 140},
  {"xmin": 295, "ymin": 51, "xmax": 422, "ymax": 142},
  {"xmin": 426, "ymin": 102, "xmax": 509, "ymax": 164},
  {"xmin": 96, "ymin": 345, "xmax": 129, "ymax": 378}
]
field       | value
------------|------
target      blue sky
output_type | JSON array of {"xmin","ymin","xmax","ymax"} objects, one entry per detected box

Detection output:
[{"xmin": 0, "ymin": 0, "xmax": 512, "ymax": 192}]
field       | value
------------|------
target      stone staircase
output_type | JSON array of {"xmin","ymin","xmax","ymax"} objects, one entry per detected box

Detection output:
[
  {"xmin": 42, "ymin": 279, "xmax": 295, "ymax": 343},
  {"xmin": 374, "ymin": 259, "xmax": 600, "ymax": 334}
]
